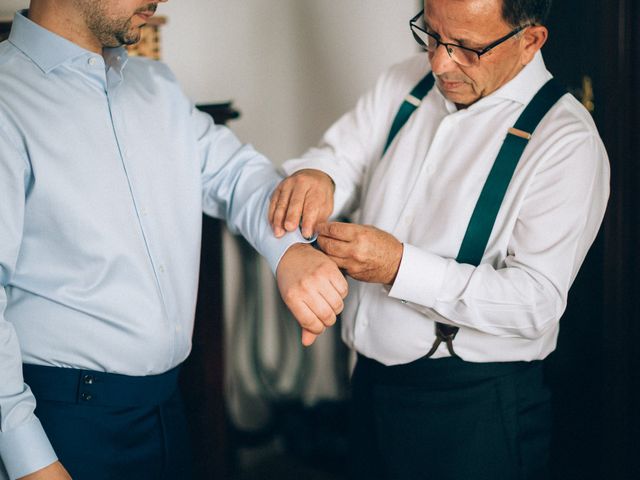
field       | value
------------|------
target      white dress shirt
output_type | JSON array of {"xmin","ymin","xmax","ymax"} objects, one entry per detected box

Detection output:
[{"xmin": 283, "ymin": 52, "xmax": 610, "ymax": 365}]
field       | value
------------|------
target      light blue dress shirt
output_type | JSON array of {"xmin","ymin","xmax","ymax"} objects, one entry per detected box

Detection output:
[{"xmin": 0, "ymin": 11, "xmax": 306, "ymax": 479}]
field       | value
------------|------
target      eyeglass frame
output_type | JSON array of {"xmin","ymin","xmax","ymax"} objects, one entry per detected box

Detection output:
[{"xmin": 409, "ymin": 10, "xmax": 531, "ymax": 66}]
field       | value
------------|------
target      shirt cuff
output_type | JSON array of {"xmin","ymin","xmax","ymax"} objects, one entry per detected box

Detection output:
[
  {"xmin": 0, "ymin": 417, "xmax": 57, "ymax": 479},
  {"xmin": 262, "ymin": 227, "xmax": 315, "ymax": 274},
  {"xmin": 387, "ymin": 243, "xmax": 448, "ymax": 308}
]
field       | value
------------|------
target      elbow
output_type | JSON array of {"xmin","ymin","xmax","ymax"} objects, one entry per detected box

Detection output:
[{"xmin": 518, "ymin": 289, "xmax": 565, "ymax": 340}]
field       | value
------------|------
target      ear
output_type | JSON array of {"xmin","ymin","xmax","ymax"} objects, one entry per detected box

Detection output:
[{"xmin": 519, "ymin": 25, "xmax": 548, "ymax": 65}]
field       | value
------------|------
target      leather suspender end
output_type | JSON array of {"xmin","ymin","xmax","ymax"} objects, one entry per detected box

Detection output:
[
  {"xmin": 508, "ymin": 127, "xmax": 532, "ymax": 140},
  {"xmin": 405, "ymin": 94, "xmax": 422, "ymax": 107}
]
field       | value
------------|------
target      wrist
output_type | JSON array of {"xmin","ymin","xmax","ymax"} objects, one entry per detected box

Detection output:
[{"xmin": 386, "ymin": 242, "xmax": 404, "ymax": 286}]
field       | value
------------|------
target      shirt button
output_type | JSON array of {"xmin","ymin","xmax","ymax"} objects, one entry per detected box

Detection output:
[
  {"xmin": 141, "ymin": 208, "xmax": 148, "ymax": 216},
  {"xmin": 159, "ymin": 265, "xmax": 165, "ymax": 273},
  {"xmin": 80, "ymin": 392, "xmax": 93, "ymax": 401},
  {"xmin": 401, "ymin": 300, "xmax": 408, "ymax": 304},
  {"xmin": 88, "ymin": 57, "xmax": 98, "ymax": 66},
  {"xmin": 404, "ymin": 216, "xmax": 413, "ymax": 226},
  {"xmin": 83, "ymin": 375, "xmax": 95, "ymax": 385},
  {"xmin": 175, "ymin": 325, "xmax": 182, "ymax": 333}
]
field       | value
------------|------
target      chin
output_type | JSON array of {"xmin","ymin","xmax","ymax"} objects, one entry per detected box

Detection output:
[
  {"xmin": 119, "ymin": 30, "xmax": 142, "ymax": 46},
  {"xmin": 445, "ymin": 91, "xmax": 480, "ymax": 108}
]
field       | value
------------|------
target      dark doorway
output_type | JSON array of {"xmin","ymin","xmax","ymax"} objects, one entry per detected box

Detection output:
[{"xmin": 542, "ymin": 1, "xmax": 639, "ymax": 479}]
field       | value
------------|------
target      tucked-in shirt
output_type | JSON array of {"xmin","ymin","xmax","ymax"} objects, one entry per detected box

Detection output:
[
  {"xmin": 283, "ymin": 52, "xmax": 609, "ymax": 367},
  {"xmin": 0, "ymin": 11, "xmax": 307, "ymax": 479}
]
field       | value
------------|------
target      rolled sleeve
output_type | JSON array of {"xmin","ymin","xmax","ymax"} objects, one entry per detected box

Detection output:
[
  {"xmin": 387, "ymin": 243, "xmax": 448, "ymax": 308},
  {"xmin": 0, "ymin": 418, "xmax": 57, "ymax": 480}
]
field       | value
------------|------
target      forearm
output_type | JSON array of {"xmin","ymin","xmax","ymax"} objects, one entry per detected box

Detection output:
[
  {"xmin": 0, "ymin": 130, "xmax": 58, "ymax": 479},
  {"xmin": 198, "ymin": 120, "xmax": 311, "ymax": 272},
  {"xmin": 0, "ymin": 303, "xmax": 58, "ymax": 479},
  {"xmin": 388, "ymin": 244, "xmax": 564, "ymax": 339}
]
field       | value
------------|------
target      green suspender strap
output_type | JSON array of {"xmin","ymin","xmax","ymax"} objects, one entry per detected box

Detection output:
[
  {"xmin": 383, "ymin": 72, "xmax": 435, "ymax": 156},
  {"xmin": 427, "ymin": 77, "xmax": 567, "ymax": 357},
  {"xmin": 384, "ymin": 73, "xmax": 566, "ymax": 358}
]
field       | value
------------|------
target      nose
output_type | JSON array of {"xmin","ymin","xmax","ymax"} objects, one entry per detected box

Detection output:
[{"xmin": 429, "ymin": 44, "xmax": 459, "ymax": 76}]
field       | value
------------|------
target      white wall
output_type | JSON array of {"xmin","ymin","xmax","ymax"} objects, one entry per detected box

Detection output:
[
  {"xmin": 159, "ymin": 0, "xmax": 418, "ymax": 163},
  {"xmin": 0, "ymin": 0, "xmax": 25, "ymax": 17}
]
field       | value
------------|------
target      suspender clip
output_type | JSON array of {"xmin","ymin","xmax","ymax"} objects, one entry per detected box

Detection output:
[
  {"xmin": 508, "ymin": 127, "xmax": 532, "ymax": 140},
  {"xmin": 404, "ymin": 94, "xmax": 422, "ymax": 107}
]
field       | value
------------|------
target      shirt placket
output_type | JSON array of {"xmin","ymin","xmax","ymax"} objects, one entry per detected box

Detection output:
[{"xmin": 103, "ymin": 61, "xmax": 178, "ymax": 369}]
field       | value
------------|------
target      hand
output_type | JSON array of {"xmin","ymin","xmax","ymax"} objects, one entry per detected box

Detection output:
[
  {"xmin": 316, "ymin": 222, "xmax": 403, "ymax": 285},
  {"xmin": 269, "ymin": 169, "xmax": 335, "ymax": 239},
  {"xmin": 276, "ymin": 243, "xmax": 348, "ymax": 346},
  {"xmin": 19, "ymin": 461, "xmax": 72, "ymax": 480}
]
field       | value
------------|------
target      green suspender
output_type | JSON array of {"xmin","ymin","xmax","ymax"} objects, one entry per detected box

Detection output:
[
  {"xmin": 430, "ymin": 78, "xmax": 566, "ymax": 357},
  {"xmin": 383, "ymin": 73, "xmax": 435, "ymax": 156},
  {"xmin": 455, "ymin": 78, "xmax": 567, "ymax": 266},
  {"xmin": 384, "ymin": 73, "xmax": 566, "ymax": 357}
]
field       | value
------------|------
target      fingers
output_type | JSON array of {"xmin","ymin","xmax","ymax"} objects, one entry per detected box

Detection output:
[
  {"xmin": 318, "ymin": 285, "xmax": 345, "ymax": 327},
  {"xmin": 316, "ymin": 235, "xmax": 352, "ymax": 259},
  {"xmin": 270, "ymin": 171, "xmax": 335, "ymax": 240},
  {"xmin": 325, "ymin": 254, "xmax": 354, "ymax": 275},
  {"xmin": 300, "ymin": 195, "xmax": 332, "ymax": 240},
  {"xmin": 316, "ymin": 222, "xmax": 357, "ymax": 241},
  {"xmin": 298, "ymin": 273, "xmax": 346, "ymax": 346},
  {"xmin": 284, "ymin": 188, "xmax": 307, "ymax": 235},
  {"xmin": 299, "ymin": 196, "xmax": 320, "ymax": 240},
  {"xmin": 269, "ymin": 182, "xmax": 293, "ymax": 238},
  {"xmin": 301, "ymin": 329, "xmax": 319, "ymax": 346},
  {"xmin": 329, "ymin": 269, "xmax": 349, "ymax": 298},
  {"xmin": 277, "ymin": 243, "xmax": 348, "ymax": 346},
  {"xmin": 282, "ymin": 293, "xmax": 328, "ymax": 334}
]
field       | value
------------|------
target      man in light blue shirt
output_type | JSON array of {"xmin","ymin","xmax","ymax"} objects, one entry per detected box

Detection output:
[{"xmin": 0, "ymin": 1, "xmax": 347, "ymax": 479}]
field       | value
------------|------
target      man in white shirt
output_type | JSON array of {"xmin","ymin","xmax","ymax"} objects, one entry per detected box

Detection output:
[{"xmin": 269, "ymin": 0, "xmax": 609, "ymax": 478}]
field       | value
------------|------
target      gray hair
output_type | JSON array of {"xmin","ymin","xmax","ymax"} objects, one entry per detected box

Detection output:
[{"xmin": 502, "ymin": 0, "xmax": 552, "ymax": 26}]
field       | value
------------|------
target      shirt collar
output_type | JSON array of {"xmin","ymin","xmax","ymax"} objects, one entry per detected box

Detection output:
[
  {"xmin": 9, "ymin": 10, "xmax": 88, "ymax": 73},
  {"xmin": 8, "ymin": 10, "xmax": 128, "ymax": 74},
  {"xmin": 433, "ymin": 51, "xmax": 553, "ymax": 112},
  {"xmin": 489, "ymin": 51, "xmax": 553, "ymax": 106}
]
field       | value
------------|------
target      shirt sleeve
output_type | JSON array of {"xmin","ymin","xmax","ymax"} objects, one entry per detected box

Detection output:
[
  {"xmin": 388, "ymin": 133, "xmax": 610, "ymax": 339},
  {"xmin": 0, "ymin": 126, "xmax": 58, "ymax": 479},
  {"xmin": 190, "ymin": 106, "xmax": 311, "ymax": 273}
]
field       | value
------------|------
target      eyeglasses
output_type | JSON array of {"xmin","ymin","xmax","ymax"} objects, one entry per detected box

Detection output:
[{"xmin": 409, "ymin": 10, "xmax": 530, "ymax": 67}]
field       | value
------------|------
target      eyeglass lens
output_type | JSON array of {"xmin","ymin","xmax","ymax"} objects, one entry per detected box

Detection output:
[{"xmin": 411, "ymin": 28, "xmax": 478, "ymax": 66}]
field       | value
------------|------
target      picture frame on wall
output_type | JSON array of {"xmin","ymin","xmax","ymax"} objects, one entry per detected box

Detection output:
[
  {"xmin": 0, "ymin": 18, "xmax": 11, "ymax": 42},
  {"xmin": 0, "ymin": 16, "xmax": 166, "ymax": 59}
]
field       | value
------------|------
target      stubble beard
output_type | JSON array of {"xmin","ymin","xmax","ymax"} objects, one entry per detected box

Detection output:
[{"xmin": 76, "ymin": 2, "xmax": 157, "ymax": 48}]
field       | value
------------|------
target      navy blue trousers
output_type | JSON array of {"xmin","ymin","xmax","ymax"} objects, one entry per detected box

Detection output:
[
  {"xmin": 349, "ymin": 354, "xmax": 551, "ymax": 480},
  {"xmin": 23, "ymin": 364, "xmax": 193, "ymax": 480}
]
